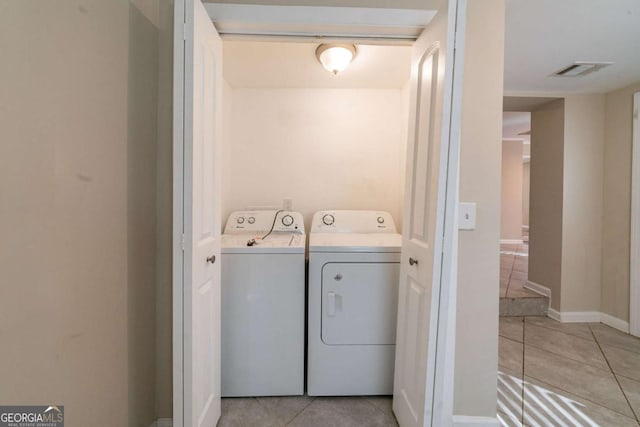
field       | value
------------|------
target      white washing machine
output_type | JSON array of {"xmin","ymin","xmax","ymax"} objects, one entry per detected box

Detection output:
[
  {"xmin": 307, "ymin": 210, "xmax": 402, "ymax": 396},
  {"xmin": 221, "ymin": 210, "xmax": 305, "ymax": 397}
]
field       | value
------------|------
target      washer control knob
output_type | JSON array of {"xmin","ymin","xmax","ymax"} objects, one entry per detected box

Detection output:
[
  {"xmin": 322, "ymin": 214, "xmax": 335, "ymax": 226},
  {"xmin": 247, "ymin": 217, "xmax": 255, "ymax": 224},
  {"xmin": 377, "ymin": 216, "xmax": 385, "ymax": 224},
  {"xmin": 236, "ymin": 216, "xmax": 245, "ymax": 224},
  {"xmin": 282, "ymin": 214, "xmax": 294, "ymax": 227}
]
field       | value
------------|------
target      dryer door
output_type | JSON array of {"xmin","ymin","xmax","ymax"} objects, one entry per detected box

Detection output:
[{"xmin": 321, "ymin": 262, "xmax": 400, "ymax": 345}]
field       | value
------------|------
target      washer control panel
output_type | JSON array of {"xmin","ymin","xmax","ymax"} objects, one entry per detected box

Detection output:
[
  {"xmin": 224, "ymin": 210, "xmax": 304, "ymax": 234},
  {"xmin": 310, "ymin": 210, "xmax": 397, "ymax": 233}
]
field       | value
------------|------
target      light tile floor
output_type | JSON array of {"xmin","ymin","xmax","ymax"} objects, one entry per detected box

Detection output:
[
  {"xmin": 218, "ymin": 395, "xmax": 397, "ymax": 426},
  {"xmin": 499, "ymin": 316, "xmax": 640, "ymax": 426},
  {"xmin": 500, "ymin": 243, "xmax": 540, "ymax": 299},
  {"xmin": 219, "ymin": 317, "xmax": 640, "ymax": 426}
]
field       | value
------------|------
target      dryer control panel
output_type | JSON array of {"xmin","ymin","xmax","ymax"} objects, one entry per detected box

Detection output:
[
  {"xmin": 310, "ymin": 210, "xmax": 397, "ymax": 233},
  {"xmin": 224, "ymin": 210, "xmax": 305, "ymax": 234}
]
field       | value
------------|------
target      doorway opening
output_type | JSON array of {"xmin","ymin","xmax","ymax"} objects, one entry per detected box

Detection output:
[
  {"xmin": 499, "ymin": 110, "xmax": 546, "ymax": 316},
  {"xmin": 173, "ymin": 1, "xmax": 466, "ymax": 426}
]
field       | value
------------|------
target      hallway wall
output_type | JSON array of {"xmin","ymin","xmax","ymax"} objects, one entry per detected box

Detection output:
[
  {"xmin": 602, "ymin": 81, "xmax": 640, "ymax": 322},
  {"xmin": 560, "ymin": 95, "xmax": 605, "ymax": 313},
  {"xmin": 501, "ymin": 140, "xmax": 524, "ymax": 240},
  {"xmin": 454, "ymin": 0, "xmax": 504, "ymax": 417},
  {"xmin": 0, "ymin": 2, "xmax": 163, "ymax": 426},
  {"xmin": 529, "ymin": 99, "xmax": 565, "ymax": 310},
  {"xmin": 522, "ymin": 161, "xmax": 530, "ymax": 227},
  {"xmin": 154, "ymin": 0, "xmax": 174, "ymax": 420}
]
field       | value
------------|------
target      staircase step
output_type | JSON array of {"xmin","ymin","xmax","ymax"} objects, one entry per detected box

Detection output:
[{"xmin": 500, "ymin": 296, "xmax": 549, "ymax": 316}]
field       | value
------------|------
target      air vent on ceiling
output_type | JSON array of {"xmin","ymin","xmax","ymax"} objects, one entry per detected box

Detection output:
[{"xmin": 551, "ymin": 62, "xmax": 613, "ymax": 77}]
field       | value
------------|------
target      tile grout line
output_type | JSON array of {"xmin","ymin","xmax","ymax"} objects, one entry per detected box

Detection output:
[
  {"xmin": 506, "ymin": 255, "xmax": 515, "ymax": 298},
  {"xmin": 589, "ymin": 324, "xmax": 640, "ymax": 424},
  {"xmin": 523, "ymin": 371, "xmax": 639, "ymax": 420},
  {"xmin": 520, "ymin": 341, "xmax": 613, "ymax": 374},
  {"xmin": 524, "ymin": 320, "xmax": 594, "ymax": 341},
  {"xmin": 360, "ymin": 396, "xmax": 395, "ymax": 418},
  {"xmin": 283, "ymin": 396, "xmax": 316, "ymax": 426},
  {"xmin": 589, "ymin": 326, "xmax": 640, "ymax": 356}
]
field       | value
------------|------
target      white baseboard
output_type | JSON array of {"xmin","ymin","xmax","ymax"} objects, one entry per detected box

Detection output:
[
  {"xmin": 524, "ymin": 280, "xmax": 550, "ymax": 297},
  {"xmin": 150, "ymin": 418, "xmax": 172, "ymax": 427},
  {"xmin": 548, "ymin": 309, "xmax": 601, "ymax": 323},
  {"xmin": 547, "ymin": 309, "xmax": 630, "ymax": 333},
  {"xmin": 453, "ymin": 415, "xmax": 500, "ymax": 427},
  {"xmin": 601, "ymin": 313, "xmax": 630, "ymax": 333},
  {"xmin": 500, "ymin": 239, "xmax": 524, "ymax": 245},
  {"xmin": 547, "ymin": 308, "xmax": 562, "ymax": 322}
]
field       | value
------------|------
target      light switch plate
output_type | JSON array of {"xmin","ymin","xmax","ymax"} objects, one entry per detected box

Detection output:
[{"xmin": 458, "ymin": 202, "xmax": 476, "ymax": 230}]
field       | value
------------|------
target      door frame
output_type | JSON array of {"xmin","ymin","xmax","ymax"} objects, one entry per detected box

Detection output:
[
  {"xmin": 172, "ymin": 1, "xmax": 465, "ymax": 424},
  {"xmin": 173, "ymin": 0, "xmax": 186, "ymax": 424},
  {"xmin": 631, "ymin": 91, "xmax": 640, "ymax": 337},
  {"xmin": 431, "ymin": 0, "xmax": 466, "ymax": 423}
]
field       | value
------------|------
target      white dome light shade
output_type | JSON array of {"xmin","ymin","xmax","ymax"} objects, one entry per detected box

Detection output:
[{"xmin": 315, "ymin": 44, "xmax": 357, "ymax": 75}]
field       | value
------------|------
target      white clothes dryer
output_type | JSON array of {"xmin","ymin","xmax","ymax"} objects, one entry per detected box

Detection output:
[
  {"xmin": 221, "ymin": 210, "xmax": 305, "ymax": 397},
  {"xmin": 307, "ymin": 210, "xmax": 402, "ymax": 396}
]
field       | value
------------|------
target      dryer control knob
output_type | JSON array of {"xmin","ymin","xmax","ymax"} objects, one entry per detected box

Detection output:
[
  {"xmin": 322, "ymin": 214, "xmax": 335, "ymax": 226},
  {"xmin": 377, "ymin": 216, "xmax": 385, "ymax": 224},
  {"xmin": 236, "ymin": 216, "xmax": 245, "ymax": 224},
  {"xmin": 282, "ymin": 214, "xmax": 294, "ymax": 227},
  {"xmin": 247, "ymin": 217, "xmax": 255, "ymax": 224}
]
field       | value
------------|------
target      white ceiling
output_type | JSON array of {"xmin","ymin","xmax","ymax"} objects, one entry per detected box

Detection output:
[
  {"xmin": 223, "ymin": 41, "xmax": 411, "ymax": 88},
  {"xmin": 218, "ymin": 1, "xmax": 640, "ymax": 92},
  {"xmin": 504, "ymin": 0, "xmax": 640, "ymax": 94}
]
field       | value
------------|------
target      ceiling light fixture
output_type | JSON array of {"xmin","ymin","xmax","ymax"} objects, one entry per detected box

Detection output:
[{"xmin": 315, "ymin": 44, "xmax": 357, "ymax": 75}]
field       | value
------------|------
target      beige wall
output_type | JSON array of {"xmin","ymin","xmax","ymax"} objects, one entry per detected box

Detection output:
[
  {"xmin": 0, "ymin": 2, "xmax": 163, "ymax": 426},
  {"xmin": 602, "ymin": 81, "xmax": 640, "ymax": 321},
  {"xmin": 127, "ymin": 3, "xmax": 159, "ymax": 426},
  {"xmin": 155, "ymin": 0, "xmax": 174, "ymax": 419},
  {"xmin": 454, "ymin": 0, "xmax": 504, "ymax": 417},
  {"xmin": 522, "ymin": 161, "xmax": 530, "ymax": 227},
  {"xmin": 501, "ymin": 140, "xmax": 524, "ymax": 240},
  {"xmin": 560, "ymin": 95, "xmax": 605, "ymax": 313},
  {"xmin": 529, "ymin": 99, "xmax": 565, "ymax": 310},
  {"xmin": 0, "ymin": 1, "xmax": 128, "ymax": 425},
  {"xmin": 222, "ymin": 88, "xmax": 407, "ymax": 230}
]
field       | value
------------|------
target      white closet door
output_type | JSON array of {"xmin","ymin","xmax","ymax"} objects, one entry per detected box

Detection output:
[
  {"xmin": 393, "ymin": 1, "xmax": 466, "ymax": 426},
  {"xmin": 174, "ymin": 0, "xmax": 223, "ymax": 426}
]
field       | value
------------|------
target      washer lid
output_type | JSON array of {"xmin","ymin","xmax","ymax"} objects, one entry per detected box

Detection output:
[
  {"xmin": 222, "ymin": 234, "xmax": 306, "ymax": 254},
  {"xmin": 309, "ymin": 233, "xmax": 402, "ymax": 253}
]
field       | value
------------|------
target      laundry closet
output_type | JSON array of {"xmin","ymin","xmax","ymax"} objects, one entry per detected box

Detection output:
[
  {"xmin": 219, "ymin": 40, "xmax": 411, "ymax": 229},
  {"xmin": 176, "ymin": 2, "xmax": 464, "ymax": 424},
  {"xmin": 217, "ymin": 39, "xmax": 412, "ymax": 393}
]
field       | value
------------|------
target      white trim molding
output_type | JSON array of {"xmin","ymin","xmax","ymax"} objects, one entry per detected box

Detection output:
[
  {"xmin": 548, "ymin": 309, "xmax": 600, "ymax": 323},
  {"xmin": 547, "ymin": 309, "xmax": 630, "ymax": 333},
  {"xmin": 500, "ymin": 239, "xmax": 524, "ymax": 245},
  {"xmin": 524, "ymin": 280, "xmax": 550, "ymax": 297},
  {"xmin": 601, "ymin": 313, "xmax": 630, "ymax": 334},
  {"xmin": 631, "ymin": 90, "xmax": 640, "ymax": 337},
  {"xmin": 453, "ymin": 415, "xmax": 500, "ymax": 427}
]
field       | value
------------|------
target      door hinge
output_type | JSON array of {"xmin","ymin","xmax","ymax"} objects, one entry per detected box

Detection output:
[
  {"xmin": 183, "ymin": 22, "xmax": 187, "ymax": 40},
  {"xmin": 181, "ymin": 234, "xmax": 185, "ymax": 251}
]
